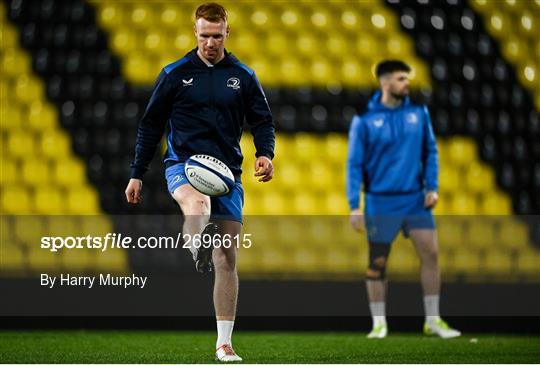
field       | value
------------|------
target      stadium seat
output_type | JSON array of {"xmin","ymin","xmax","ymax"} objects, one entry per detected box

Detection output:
[
  {"xmin": 0, "ymin": 245, "xmax": 26, "ymax": 273},
  {"xmin": 27, "ymin": 247, "xmax": 61, "ymax": 272},
  {"xmin": 35, "ymin": 186, "xmax": 65, "ymax": 214},
  {"xmin": 1, "ymin": 185, "xmax": 32, "ymax": 214}
]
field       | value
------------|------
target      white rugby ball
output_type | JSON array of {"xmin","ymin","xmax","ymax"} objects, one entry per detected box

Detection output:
[{"xmin": 184, "ymin": 155, "xmax": 235, "ymax": 197}]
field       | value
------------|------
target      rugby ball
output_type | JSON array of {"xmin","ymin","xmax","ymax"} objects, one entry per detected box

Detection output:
[{"xmin": 184, "ymin": 155, "xmax": 235, "ymax": 197}]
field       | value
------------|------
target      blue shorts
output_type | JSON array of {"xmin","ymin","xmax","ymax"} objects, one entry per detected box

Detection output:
[
  {"xmin": 165, "ymin": 163, "xmax": 244, "ymax": 223},
  {"xmin": 364, "ymin": 191, "xmax": 435, "ymax": 244}
]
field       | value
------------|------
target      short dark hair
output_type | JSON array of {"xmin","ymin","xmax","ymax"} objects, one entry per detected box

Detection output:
[
  {"xmin": 195, "ymin": 3, "xmax": 228, "ymax": 23},
  {"xmin": 375, "ymin": 60, "xmax": 411, "ymax": 78}
]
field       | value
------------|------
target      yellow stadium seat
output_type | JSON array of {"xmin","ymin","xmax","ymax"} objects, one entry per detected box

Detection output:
[
  {"xmin": 237, "ymin": 245, "xmax": 261, "ymax": 274},
  {"xmin": 480, "ymin": 192, "xmax": 512, "ymax": 215},
  {"xmin": 499, "ymin": 220, "xmax": 529, "ymax": 250},
  {"xmin": 439, "ymin": 167, "xmax": 459, "ymax": 193},
  {"xmin": 279, "ymin": 7, "xmax": 304, "ymax": 30},
  {"xmin": 483, "ymin": 249, "xmax": 513, "ymax": 275},
  {"xmin": 0, "ymin": 158, "xmax": 18, "ymax": 185},
  {"xmin": 0, "ymin": 245, "xmax": 26, "ymax": 273},
  {"xmin": 266, "ymin": 32, "xmax": 288, "ymax": 58},
  {"xmin": 0, "ymin": 22, "xmax": 18, "ymax": 49},
  {"xmin": 340, "ymin": 8, "xmax": 359, "ymax": 31},
  {"xmin": 7, "ymin": 130, "xmax": 34, "ymax": 158},
  {"xmin": 310, "ymin": 8, "xmax": 334, "ymax": 31},
  {"xmin": 453, "ymin": 249, "xmax": 481, "ymax": 275},
  {"xmin": 97, "ymin": 3, "xmax": 123, "ymax": 29},
  {"xmin": 516, "ymin": 250, "xmax": 540, "ymax": 276},
  {"xmin": 40, "ymin": 130, "xmax": 71, "ymax": 160},
  {"xmin": 466, "ymin": 218, "xmax": 495, "ymax": 250},
  {"xmin": 1, "ymin": 48, "xmax": 30, "ymax": 76},
  {"xmin": 1, "ymin": 185, "xmax": 32, "ymax": 214},
  {"xmin": 54, "ymin": 158, "xmax": 87, "ymax": 186},
  {"xmin": 47, "ymin": 216, "xmax": 79, "ymax": 238},
  {"xmin": 111, "ymin": 29, "xmax": 138, "ymax": 55},
  {"xmin": 61, "ymin": 249, "xmax": 95, "ymax": 272},
  {"xmin": 310, "ymin": 59, "xmax": 336, "ymax": 86},
  {"xmin": 325, "ymin": 191, "xmax": 348, "ymax": 215},
  {"xmin": 272, "ymin": 162, "xmax": 301, "ymax": 193},
  {"xmin": 160, "ymin": 5, "xmax": 184, "ymax": 29},
  {"xmin": 66, "ymin": 186, "xmax": 100, "ymax": 214},
  {"xmin": 389, "ymin": 243, "xmax": 418, "ymax": 277},
  {"xmin": 297, "ymin": 33, "xmax": 318, "ymax": 57},
  {"xmin": 466, "ymin": 163, "xmax": 494, "ymax": 193},
  {"xmin": 293, "ymin": 133, "xmax": 321, "ymax": 162},
  {"xmin": 450, "ymin": 193, "xmax": 478, "ymax": 215},
  {"xmin": 263, "ymin": 191, "xmax": 292, "ymax": 215},
  {"xmin": 259, "ymin": 247, "xmax": 293, "ymax": 273},
  {"xmin": 173, "ymin": 31, "xmax": 193, "ymax": 54},
  {"xmin": 324, "ymin": 134, "xmax": 348, "ymax": 164},
  {"xmin": 326, "ymin": 34, "xmax": 347, "ymax": 58},
  {"xmin": 144, "ymin": 30, "xmax": 168, "ymax": 53},
  {"xmin": 293, "ymin": 191, "xmax": 322, "ymax": 214},
  {"xmin": 28, "ymin": 100, "xmax": 57, "ymax": 131},
  {"xmin": 81, "ymin": 215, "xmax": 112, "ymax": 237},
  {"xmin": 437, "ymin": 217, "xmax": 466, "ymax": 246},
  {"xmin": 27, "ymin": 247, "xmax": 61, "ymax": 272},
  {"xmin": 15, "ymin": 74, "xmax": 43, "ymax": 104},
  {"xmin": 250, "ymin": 8, "xmax": 277, "ymax": 29},
  {"xmin": 130, "ymin": 4, "xmax": 155, "ymax": 28},
  {"xmin": 356, "ymin": 34, "xmax": 379, "ymax": 61},
  {"xmin": 448, "ymin": 138, "xmax": 476, "ymax": 167},
  {"xmin": 0, "ymin": 103, "xmax": 22, "ymax": 131},
  {"xmin": 308, "ymin": 162, "xmax": 332, "ymax": 192},
  {"xmin": 35, "ymin": 186, "xmax": 65, "ymax": 214},
  {"xmin": 95, "ymin": 248, "xmax": 128, "ymax": 272},
  {"xmin": 307, "ymin": 218, "xmax": 336, "ymax": 248},
  {"xmin": 292, "ymin": 247, "xmax": 323, "ymax": 274},
  {"xmin": 518, "ymin": 62, "xmax": 537, "ymax": 90},
  {"xmin": 13, "ymin": 215, "xmax": 46, "ymax": 247},
  {"xmin": 124, "ymin": 54, "xmax": 153, "ymax": 85},
  {"xmin": 0, "ymin": 216, "xmax": 12, "ymax": 246},
  {"xmin": 503, "ymin": 39, "xmax": 527, "ymax": 63},
  {"xmin": 22, "ymin": 159, "xmax": 51, "ymax": 186}
]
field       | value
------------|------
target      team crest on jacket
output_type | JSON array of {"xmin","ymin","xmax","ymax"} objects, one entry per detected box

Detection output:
[
  {"xmin": 227, "ymin": 77, "xmax": 240, "ymax": 90},
  {"xmin": 373, "ymin": 119, "xmax": 384, "ymax": 128},
  {"xmin": 407, "ymin": 113, "xmax": 418, "ymax": 124}
]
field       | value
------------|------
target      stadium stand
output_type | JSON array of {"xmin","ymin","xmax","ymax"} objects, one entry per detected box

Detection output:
[
  {"xmin": 1, "ymin": 0, "xmax": 538, "ymax": 280},
  {"xmin": 0, "ymin": 2, "xmax": 127, "ymax": 276}
]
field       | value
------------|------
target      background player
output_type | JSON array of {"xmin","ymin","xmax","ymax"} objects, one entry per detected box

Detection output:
[
  {"xmin": 125, "ymin": 3, "xmax": 275, "ymax": 361},
  {"xmin": 346, "ymin": 60, "xmax": 460, "ymax": 339}
]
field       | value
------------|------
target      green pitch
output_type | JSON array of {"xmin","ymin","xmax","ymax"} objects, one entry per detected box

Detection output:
[{"xmin": 0, "ymin": 331, "xmax": 538, "ymax": 363}]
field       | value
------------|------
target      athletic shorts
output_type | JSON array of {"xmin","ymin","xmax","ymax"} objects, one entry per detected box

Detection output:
[
  {"xmin": 364, "ymin": 191, "xmax": 435, "ymax": 245},
  {"xmin": 165, "ymin": 163, "xmax": 244, "ymax": 223}
]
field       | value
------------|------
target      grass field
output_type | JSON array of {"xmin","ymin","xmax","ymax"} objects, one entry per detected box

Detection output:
[{"xmin": 0, "ymin": 331, "xmax": 538, "ymax": 363}]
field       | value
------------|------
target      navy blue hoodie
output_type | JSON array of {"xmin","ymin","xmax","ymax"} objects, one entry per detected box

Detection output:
[{"xmin": 130, "ymin": 48, "xmax": 275, "ymax": 179}]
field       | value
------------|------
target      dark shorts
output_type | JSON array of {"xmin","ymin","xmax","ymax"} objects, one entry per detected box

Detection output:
[
  {"xmin": 165, "ymin": 163, "xmax": 244, "ymax": 223},
  {"xmin": 364, "ymin": 191, "xmax": 435, "ymax": 244}
]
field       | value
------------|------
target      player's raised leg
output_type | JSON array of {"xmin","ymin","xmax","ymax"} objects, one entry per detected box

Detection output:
[
  {"xmin": 172, "ymin": 184, "xmax": 217, "ymax": 274},
  {"xmin": 213, "ymin": 220, "xmax": 242, "ymax": 362},
  {"xmin": 409, "ymin": 228, "xmax": 461, "ymax": 339}
]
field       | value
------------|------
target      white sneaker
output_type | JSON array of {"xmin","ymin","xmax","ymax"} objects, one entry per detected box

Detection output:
[
  {"xmin": 424, "ymin": 318, "xmax": 461, "ymax": 339},
  {"xmin": 367, "ymin": 324, "xmax": 388, "ymax": 339},
  {"xmin": 216, "ymin": 344, "xmax": 242, "ymax": 362}
]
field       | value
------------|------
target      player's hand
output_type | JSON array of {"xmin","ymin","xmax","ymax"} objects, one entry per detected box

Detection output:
[
  {"xmin": 254, "ymin": 156, "xmax": 273, "ymax": 182},
  {"xmin": 125, "ymin": 178, "xmax": 143, "ymax": 204},
  {"xmin": 350, "ymin": 209, "xmax": 365, "ymax": 232},
  {"xmin": 424, "ymin": 191, "xmax": 438, "ymax": 209}
]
